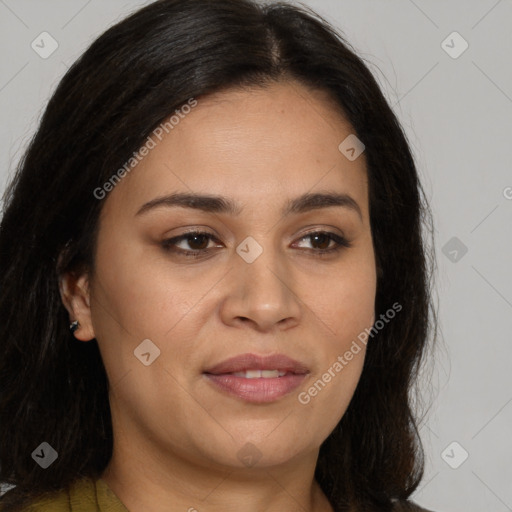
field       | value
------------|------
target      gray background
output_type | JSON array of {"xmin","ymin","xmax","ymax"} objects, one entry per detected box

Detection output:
[{"xmin": 1, "ymin": 1, "xmax": 511, "ymax": 511}]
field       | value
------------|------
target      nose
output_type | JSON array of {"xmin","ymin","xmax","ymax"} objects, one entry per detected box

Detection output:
[{"xmin": 219, "ymin": 241, "xmax": 301, "ymax": 333}]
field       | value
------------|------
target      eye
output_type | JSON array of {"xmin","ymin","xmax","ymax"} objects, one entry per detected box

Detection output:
[
  {"xmin": 161, "ymin": 231, "xmax": 222, "ymax": 258},
  {"xmin": 292, "ymin": 231, "xmax": 352, "ymax": 256},
  {"xmin": 161, "ymin": 230, "xmax": 351, "ymax": 259}
]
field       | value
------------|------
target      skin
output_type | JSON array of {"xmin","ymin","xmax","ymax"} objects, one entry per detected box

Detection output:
[{"xmin": 60, "ymin": 80, "xmax": 377, "ymax": 512}]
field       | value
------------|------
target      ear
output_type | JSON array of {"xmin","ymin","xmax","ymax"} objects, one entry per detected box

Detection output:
[{"xmin": 59, "ymin": 270, "xmax": 96, "ymax": 342}]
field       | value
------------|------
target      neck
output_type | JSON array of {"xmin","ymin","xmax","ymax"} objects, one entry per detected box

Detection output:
[{"xmin": 101, "ymin": 432, "xmax": 334, "ymax": 512}]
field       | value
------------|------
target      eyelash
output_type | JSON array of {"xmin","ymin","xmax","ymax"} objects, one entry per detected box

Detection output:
[{"xmin": 161, "ymin": 230, "xmax": 352, "ymax": 259}]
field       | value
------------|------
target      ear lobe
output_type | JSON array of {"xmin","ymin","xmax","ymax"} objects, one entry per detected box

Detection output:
[{"xmin": 59, "ymin": 271, "xmax": 96, "ymax": 342}]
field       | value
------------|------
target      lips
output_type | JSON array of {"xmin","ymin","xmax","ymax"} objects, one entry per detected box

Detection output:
[
  {"xmin": 203, "ymin": 353, "xmax": 310, "ymax": 403},
  {"xmin": 203, "ymin": 353, "xmax": 310, "ymax": 376}
]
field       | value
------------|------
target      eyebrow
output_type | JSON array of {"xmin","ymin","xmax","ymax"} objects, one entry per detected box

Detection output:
[{"xmin": 136, "ymin": 191, "xmax": 363, "ymax": 221}]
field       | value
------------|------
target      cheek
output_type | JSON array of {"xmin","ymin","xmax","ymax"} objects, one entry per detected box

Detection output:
[
  {"xmin": 296, "ymin": 353, "xmax": 365, "ymax": 446},
  {"xmin": 298, "ymin": 254, "xmax": 377, "ymax": 345},
  {"xmin": 293, "ymin": 254, "xmax": 375, "ymax": 418},
  {"xmin": 90, "ymin": 233, "xmax": 197, "ymax": 338},
  {"xmin": 295, "ymin": 277, "xmax": 374, "ymax": 438},
  {"xmin": 88, "ymin": 233, "xmax": 229, "ymax": 390}
]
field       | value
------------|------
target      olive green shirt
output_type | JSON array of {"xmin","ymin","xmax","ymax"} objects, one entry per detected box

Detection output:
[
  {"xmin": 0, "ymin": 478, "xmax": 128, "ymax": 512},
  {"xmin": 1, "ymin": 477, "xmax": 434, "ymax": 511}
]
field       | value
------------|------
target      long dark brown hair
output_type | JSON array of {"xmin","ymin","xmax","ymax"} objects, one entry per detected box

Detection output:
[{"xmin": 0, "ymin": 1, "xmax": 438, "ymax": 510}]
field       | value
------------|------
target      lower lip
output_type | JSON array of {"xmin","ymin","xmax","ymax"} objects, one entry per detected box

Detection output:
[{"xmin": 204, "ymin": 373, "xmax": 307, "ymax": 403}]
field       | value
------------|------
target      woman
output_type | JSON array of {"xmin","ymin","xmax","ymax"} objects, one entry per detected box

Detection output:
[{"xmin": 0, "ymin": 0, "xmax": 438, "ymax": 510}]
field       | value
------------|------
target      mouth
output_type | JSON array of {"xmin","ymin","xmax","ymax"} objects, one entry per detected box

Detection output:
[
  {"xmin": 204, "ymin": 352, "xmax": 309, "ymax": 375},
  {"xmin": 203, "ymin": 353, "xmax": 310, "ymax": 403},
  {"xmin": 229, "ymin": 369, "xmax": 289, "ymax": 378}
]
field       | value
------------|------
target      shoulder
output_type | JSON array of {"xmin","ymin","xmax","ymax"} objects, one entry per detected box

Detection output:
[
  {"xmin": 0, "ymin": 489, "xmax": 69, "ymax": 511},
  {"xmin": 392, "ymin": 500, "xmax": 436, "ymax": 512},
  {"xmin": 0, "ymin": 477, "xmax": 96, "ymax": 512}
]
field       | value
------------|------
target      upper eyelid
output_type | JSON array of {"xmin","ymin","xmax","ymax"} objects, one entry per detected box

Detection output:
[{"xmin": 166, "ymin": 224, "xmax": 347, "ymax": 238}]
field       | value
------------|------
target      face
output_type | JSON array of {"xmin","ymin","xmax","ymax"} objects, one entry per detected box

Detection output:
[{"xmin": 63, "ymin": 80, "xmax": 377, "ymax": 472}]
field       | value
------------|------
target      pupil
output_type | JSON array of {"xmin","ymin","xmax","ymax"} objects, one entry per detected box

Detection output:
[
  {"xmin": 312, "ymin": 233, "xmax": 329, "ymax": 250},
  {"xmin": 189, "ymin": 234, "xmax": 209, "ymax": 250}
]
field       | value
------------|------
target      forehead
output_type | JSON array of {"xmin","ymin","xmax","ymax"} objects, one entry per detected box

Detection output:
[{"xmin": 101, "ymin": 80, "xmax": 369, "ymax": 219}]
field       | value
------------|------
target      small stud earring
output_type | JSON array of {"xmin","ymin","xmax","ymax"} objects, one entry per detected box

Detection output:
[{"xmin": 70, "ymin": 320, "xmax": 80, "ymax": 333}]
